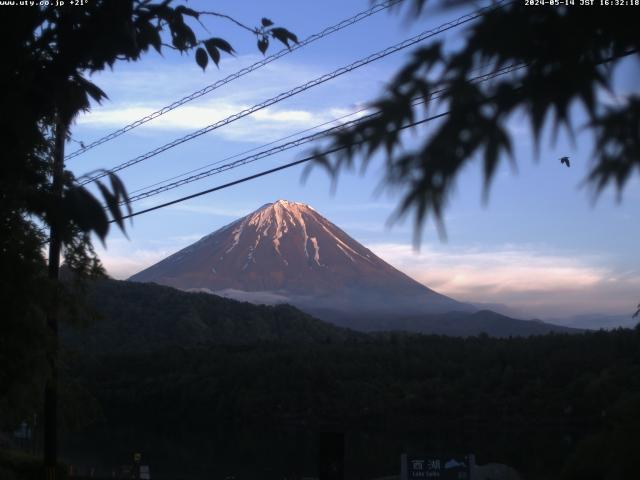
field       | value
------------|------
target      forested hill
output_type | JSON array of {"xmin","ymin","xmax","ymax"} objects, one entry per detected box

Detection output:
[
  {"xmin": 62, "ymin": 279, "xmax": 577, "ymax": 355},
  {"xmin": 71, "ymin": 329, "xmax": 640, "ymax": 429},
  {"xmin": 64, "ymin": 328, "xmax": 640, "ymax": 479},
  {"xmin": 61, "ymin": 279, "xmax": 362, "ymax": 354},
  {"xmin": 315, "ymin": 309, "xmax": 579, "ymax": 337}
]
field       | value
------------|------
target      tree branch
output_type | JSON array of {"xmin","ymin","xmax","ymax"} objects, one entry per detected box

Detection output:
[
  {"xmin": 197, "ymin": 11, "xmax": 257, "ymax": 35},
  {"xmin": 161, "ymin": 42, "xmax": 180, "ymax": 51}
]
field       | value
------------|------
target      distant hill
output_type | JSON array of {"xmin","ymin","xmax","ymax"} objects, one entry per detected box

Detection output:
[
  {"xmin": 124, "ymin": 199, "xmax": 582, "ymax": 338},
  {"xmin": 61, "ymin": 279, "xmax": 361, "ymax": 354},
  {"xmin": 314, "ymin": 309, "xmax": 580, "ymax": 337},
  {"xmin": 545, "ymin": 313, "xmax": 638, "ymax": 330},
  {"xmin": 61, "ymin": 280, "xmax": 578, "ymax": 355}
]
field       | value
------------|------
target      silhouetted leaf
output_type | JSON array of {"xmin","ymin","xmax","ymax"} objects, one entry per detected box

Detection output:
[
  {"xmin": 209, "ymin": 37, "xmax": 234, "ymax": 55},
  {"xmin": 257, "ymin": 37, "xmax": 269, "ymax": 54},
  {"xmin": 108, "ymin": 173, "xmax": 133, "ymax": 221},
  {"xmin": 175, "ymin": 5, "xmax": 199, "ymax": 19},
  {"xmin": 195, "ymin": 47, "xmax": 208, "ymax": 71},
  {"xmin": 96, "ymin": 180, "xmax": 124, "ymax": 233},
  {"xmin": 285, "ymin": 30, "xmax": 298, "ymax": 44},
  {"xmin": 170, "ymin": 19, "xmax": 197, "ymax": 50},
  {"xmin": 302, "ymin": 2, "xmax": 639, "ymax": 239},
  {"xmin": 586, "ymin": 96, "xmax": 640, "ymax": 197},
  {"xmin": 138, "ymin": 21, "xmax": 162, "ymax": 53},
  {"xmin": 270, "ymin": 27, "xmax": 288, "ymax": 47},
  {"xmin": 74, "ymin": 75, "xmax": 108, "ymax": 103},
  {"xmin": 203, "ymin": 39, "xmax": 220, "ymax": 66},
  {"xmin": 63, "ymin": 186, "xmax": 109, "ymax": 242},
  {"xmin": 261, "ymin": 17, "xmax": 274, "ymax": 27},
  {"xmin": 270, "ymin": 27, "xmax": 297, "ymax": 48}
]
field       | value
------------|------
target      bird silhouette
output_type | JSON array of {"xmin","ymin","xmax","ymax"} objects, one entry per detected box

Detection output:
[{"xmin": 560, "ymin": 156, "xmax": 570, "ymax": 168}]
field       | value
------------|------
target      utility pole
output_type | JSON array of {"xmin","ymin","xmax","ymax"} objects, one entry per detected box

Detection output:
[
  {"xmin": 318, "ymin": 431, "xmax": 345, "ymax": 480},
  {"xmin": 44, "ymin": 116, "xmax": 66, "ymax": 480}
]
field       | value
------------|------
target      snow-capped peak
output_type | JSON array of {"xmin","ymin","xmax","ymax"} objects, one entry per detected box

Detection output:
[{"xmin": 129, "ymin": 199, "xmax": 467, "ymax": 317}]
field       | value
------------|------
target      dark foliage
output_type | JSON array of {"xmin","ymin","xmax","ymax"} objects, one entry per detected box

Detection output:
[
  {"xmin": 325, "ymin": 309, "xmax": 578, "ymax": 337},
  {"xmin": 307, "ymin": 1, "xmax": 640, "ymax": 242},
  {"xmin": 63, "ymin": 328, "xmax": 640, "ymax": 478},
  {"xmin": 61, "ymin": 279, "xmax": 362, "ymax": 354},
  {"xmin": 58, "ymin": 280, "xmax": 577, "ymax": 356},
  {"xmin": 0, "ymin": 213, "xmax": 50, "ymax": 428},
  {"xmin": 0, "ymin": 449, "xmax": 59, "ymax": 480},
  {"xmin": 68, "ymin": 328, "xmax": 640, "ymax": 429},
  {"xmin": 2, "ymin": 0, "xmax": 296, "ymax": 248},
  {"xmin": 0, "ymin": 0, "xmax": 296, "ymax": 430}
]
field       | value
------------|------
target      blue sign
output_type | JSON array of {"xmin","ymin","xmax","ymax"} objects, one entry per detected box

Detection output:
[
  {"xmin": 13, "ymin": 421, "xmax": 32, "ymax": 440},
  {"xmin": 401, "ymin": 454, "xmax": 473, "ymax": 480}
]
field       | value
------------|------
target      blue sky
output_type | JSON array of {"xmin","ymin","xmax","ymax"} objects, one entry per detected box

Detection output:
[{"xmin": 67, "ymin": 0, "xmax": 640, "ymax": 319}]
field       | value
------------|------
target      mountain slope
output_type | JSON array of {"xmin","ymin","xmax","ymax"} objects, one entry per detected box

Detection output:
[
  {"xmin": 129, "ymin": 200, "xmax": 471, "ymax": 319},
  {"xmin": 546, "ymin": 313, "xmax": 639, "ymax": 330},
  {"xmin": 61, "ymin": 279, "xmax": 361, "ymax": 354},
  {"xmin": 324, "ymin": 309, "xmax": 580, "ymax": 337},
  {"xmin": 62, "ymin": 281, "xmax": 578, "ymax": 354}
]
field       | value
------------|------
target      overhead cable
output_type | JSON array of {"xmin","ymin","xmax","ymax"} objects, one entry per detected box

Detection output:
[
  {"xmin": 111, "ymin": 110, "xmax": 451, "ymax": 223},
  {"xmin": 81, "ymin": 1, "xmax": 509, "ymax": 186},
  {"xmin": 65, "ymin": 0, "xmax": 405, "ymax": 160},
  {"xmin": 126, "ymin": 104, "xmax": 376, "ymax": 196},
  {"xmin": 124, "ymin": 63, "xmax": 526, "ymax": 203}
]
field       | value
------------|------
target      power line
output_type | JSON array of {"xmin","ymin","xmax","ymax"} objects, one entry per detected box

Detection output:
[
  {"xmin": 111, "ymin": 111, "xmax": 451, "ymax": 223},
  {"xmin": 108, "ymin": 46, "xmax": 637, "ymax": 224},
  {"xmin": 124, "ymin": 63, "xmax": 526, "ymax": 204},
  {"xmin": 126, "ymin": 115, "xmax": 365, "ymax": 203},
  {"xmin": 128, "ymin": 62, "xmax": 523, "ymax": 197},
  {"xmin": 80, "ymin": 1, "xmax": 508, "ymax": 186},
  {"xmin": 126, "ymin": 103, "xmax": 375, "ymax": 196},
  {"xmin": 65, "ymin": 0, "xmax": 404, "ymax": 160},
  {"xmin": 125, "ymin": 97, "xmax": 428, "ymax": 205}
]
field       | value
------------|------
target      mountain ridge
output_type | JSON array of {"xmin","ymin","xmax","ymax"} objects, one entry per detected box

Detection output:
[
  {"xmin": 63, "ymin": 279, "xmax": 578, "ymax": 356},
  {"xmin": 129, "ymin": 199, "xmax": 473, "ymax": 320},
  {"xmin": 62, "ymin": 279, "xmax": 362, "ymax": 354}
]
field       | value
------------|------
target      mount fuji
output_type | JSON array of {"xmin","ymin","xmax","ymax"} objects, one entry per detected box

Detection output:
[{"xmin": 129, "ymin": 200, "xmax": 473, "ymax": 321}]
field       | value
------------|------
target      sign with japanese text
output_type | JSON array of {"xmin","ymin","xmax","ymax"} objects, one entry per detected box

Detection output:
[{"xmin": 401, "ymin": 454, "xmax": 473, "ymax": 480}]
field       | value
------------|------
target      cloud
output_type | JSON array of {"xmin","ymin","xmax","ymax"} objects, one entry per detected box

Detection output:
[
  {"xmin": 84, "ymin": 55, "xmax": 322, "ymax": 102},
  {"xmin": 165, "ymin": 234, "xmax": 205, "ymax": 243},
  {"xmin": 329, "ymin": 201, "xmax": 395, "ymax": 212},
  {"xmin": 368, "ymin": 243, "xmax": 640, "ymax": 318},
  {"xmin": 191, "ymin": 288, "xmax": 291, "ymax": 305},
  {"xmin": 96, "ymin": 245, "xmax": 174, "ymax": 280},
  {"xmin": 164, "ymin": 203, "xmax": 251, "ymax": 217},
  {"xmin": 75, "ymin": 100, "xmax": 366, "ymax": 143},
  {"xmin": 94, "ymin": 235, "xmax": 205, "ymax": 280},
  {"xmin": 76, "ymin": 101, "xmax": 320, "ymax": 130},
  {"xmin": 74, "ymin": 56, "xmax": 383, "ymax": 143},
  {"xmin": 96, "ymin": 236, "xmax": 639, "ymax": 319},
  {"xmin": 129, "ymin": 197, "xmax": 258, "ymax": 218}
]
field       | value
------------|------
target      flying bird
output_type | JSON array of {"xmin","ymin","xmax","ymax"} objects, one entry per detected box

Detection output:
[{"xmin": 560, "ymin": 156, "xmax": 570, "ymax": 168}]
